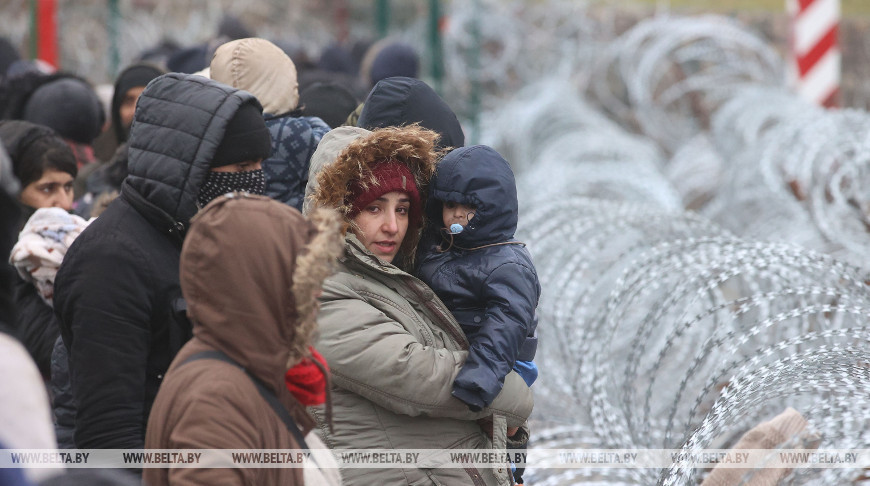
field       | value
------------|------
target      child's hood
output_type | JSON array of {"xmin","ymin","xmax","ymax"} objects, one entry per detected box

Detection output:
[{"xmin": 428, "ymin": 145, "xmax": 517, "ymax": 246}]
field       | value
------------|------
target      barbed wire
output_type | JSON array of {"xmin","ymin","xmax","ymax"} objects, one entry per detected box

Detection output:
[{"xmin": 468, "ymin": 42, "xmax": 870, "ymax": 483}]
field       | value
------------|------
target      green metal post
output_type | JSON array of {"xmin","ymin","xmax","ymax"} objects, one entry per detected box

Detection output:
[
  {"xmin": 108, "ymin": 0, "xmax": 120, "ymax": 78},
  {"xmin": 29, "ymin": 0, "xmax": 37, "ymax": 60},
  {"xmin": 469, "ymin": 0, "xmax": 482, "ymax": 145},
  {"xmin": 375, "ymin": 0, "xmax": 390, "ymax": 38},
  {"xmin": 428, "ymin": 0, "xmax": 444, "ymax": 95}
]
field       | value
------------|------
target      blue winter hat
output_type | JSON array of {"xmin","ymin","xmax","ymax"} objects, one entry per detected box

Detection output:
[{"xmin": 369, "ymin": 43, "xmax": 419, "ymax": 87}]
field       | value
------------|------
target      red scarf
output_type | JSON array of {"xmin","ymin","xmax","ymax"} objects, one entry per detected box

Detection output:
[{"xmin": 285, "ymin": 347, "xmax": 328, "ymax": 406}]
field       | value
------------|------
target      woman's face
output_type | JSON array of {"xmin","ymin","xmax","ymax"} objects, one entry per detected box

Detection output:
[
  {"xmin": 351, "ymin": 191, "xmax": 410, "ymax": 264},
  {"xmin": 20, "ymin": 169, "xmax": 74, "ymax": 210}
]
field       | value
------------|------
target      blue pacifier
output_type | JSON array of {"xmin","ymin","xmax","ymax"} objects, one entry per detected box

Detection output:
[{"xmin": 450, "ymin": 223, "xmax": 464, "ymax": 234}]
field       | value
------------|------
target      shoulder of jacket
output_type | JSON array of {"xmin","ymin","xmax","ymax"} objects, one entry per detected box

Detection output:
[{"xmin": 486, "ymin": 256, "xmax": 537, "ymax": 281}]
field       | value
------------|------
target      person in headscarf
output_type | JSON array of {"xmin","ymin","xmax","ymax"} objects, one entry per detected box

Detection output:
[
  {"xmin": 0, "ymin": 120, "xmax": 77, "ymax": 377},
  {"xmin": 91, "ymin": 62, "xmax": 165, "ymax": 162}
]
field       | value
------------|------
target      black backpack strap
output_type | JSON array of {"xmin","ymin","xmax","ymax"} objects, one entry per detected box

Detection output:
[{"xmin": 181, "ymin": 350, "xmax": 310, "ymax": 450}]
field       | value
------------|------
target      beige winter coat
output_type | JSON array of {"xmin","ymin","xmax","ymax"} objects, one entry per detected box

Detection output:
[{"xmin": 306, "ymin": 126, "xmax": 534, "ymax": 485}]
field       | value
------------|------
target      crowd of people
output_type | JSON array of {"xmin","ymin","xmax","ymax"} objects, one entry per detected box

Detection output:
[{"xmin": 0, "ymin": 17, "xmax": 539, "ymax": 486}]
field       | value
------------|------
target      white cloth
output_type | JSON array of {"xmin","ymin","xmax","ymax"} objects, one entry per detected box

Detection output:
[
  {"xmin": 9, "ymin": 208, "xmax": 90, "ymax": 306},
  {"xmin": 0, "ymin": 333, "xmax": 60, "ymax": 482},
  {"xmin": 303, "ymin": 431, "xmax": 343, "ymax": 486}
]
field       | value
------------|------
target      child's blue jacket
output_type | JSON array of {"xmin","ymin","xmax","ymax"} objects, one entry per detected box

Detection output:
[{"xmin": 416, "ymin": 145, "xmax": 540, "ymax": 411}]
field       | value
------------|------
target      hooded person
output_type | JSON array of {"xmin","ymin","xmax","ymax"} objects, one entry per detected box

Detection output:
[
  {"xmin": 416, "ymin": 145, "xmax": 540, "ymax": 408},
  {"xmin": 358, "ymin": 40, "xmax": 419, "ymax": 90},
  {"xmin": 210, "ymin": 37, "xmax": 331, "ymax": 211},
  {"xmin": 368, "ymin": 42, "xmax": 419, "ymax": 87},
  {"xmin": 91, "ymin": 62, "xmax": 165, "ymax": 163},
  {"xmin": 52, "ymin": 73, "xmax": 272, "ymax": 451},
  {"xmin": 355, "ymin": 76, "xmax": 467, "ymax": 265},
  {"xmin": 415, "ymin": 145, "xmax": 540, "ymax": 484},
  {"xmin": 356, "ymin": 76, "xmax": 464, "ymax": 152},
  {"xmin": 299, "ymin": 81, "xmax": 359, "ymax": 129},
  {"xmin": 304, "ymin": 125, "xmax": 533, "ymax": 485},
  {"xmin": 145, "ymin": 194, "xmax": 343, "ymax": 486},
  {"xmin": 81, "ymin": 63, "xmax": 165, "ymax": 214}
]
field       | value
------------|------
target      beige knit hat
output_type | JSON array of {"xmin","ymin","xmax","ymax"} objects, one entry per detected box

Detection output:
[{"xmin": 210, "ymin": 37, "xmax": 299, "ymax": 115}]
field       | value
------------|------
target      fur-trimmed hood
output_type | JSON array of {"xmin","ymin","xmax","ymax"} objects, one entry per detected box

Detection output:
[
  {"xmin": 179, "ymin": 194, "xmax": 342, "ymax": 393},
  {"xmin": 308, "ymin": 125, "xmax": 440, "ymax": 270}
]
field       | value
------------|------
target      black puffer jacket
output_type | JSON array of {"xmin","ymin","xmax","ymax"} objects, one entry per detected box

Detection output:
[
  {"xmin": 53, "ymin": 73, "xmax": 265, "ymax": 450},
  {"xmin": 416, "ymin": 145, "xmax": 540, "ymax": 411}
]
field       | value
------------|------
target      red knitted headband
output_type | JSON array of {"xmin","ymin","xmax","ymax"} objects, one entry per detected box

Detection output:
[{"xmin": 347, "ymin": 160, "xmax": 422, "ymax": 226}]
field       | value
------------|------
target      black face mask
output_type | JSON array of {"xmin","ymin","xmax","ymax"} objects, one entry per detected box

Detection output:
[{"xmin": 197, "ymin": 169, "xmax": 265, "ymax": 208}]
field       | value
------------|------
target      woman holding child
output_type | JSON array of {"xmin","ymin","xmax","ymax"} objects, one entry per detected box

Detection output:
[{"xmin": 304, "ymin": 124, "xmax": 533, "ymax": 486}]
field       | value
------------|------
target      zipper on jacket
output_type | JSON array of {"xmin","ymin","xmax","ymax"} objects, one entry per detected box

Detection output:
[{"xmin": 407, "ymin": 280, "xmax": 469, "ymax": 350}]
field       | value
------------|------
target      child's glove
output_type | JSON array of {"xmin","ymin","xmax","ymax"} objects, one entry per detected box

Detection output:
[{"xmin": 508, "ymin": 422, "xmax": 530, "ymax": 485}]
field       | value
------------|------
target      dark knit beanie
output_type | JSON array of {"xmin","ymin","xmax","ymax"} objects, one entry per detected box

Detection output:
[
  {"xmin": 347, "ymin": 160, "xmax": 421, "ymax": 227},
  {"xmin": 212, "ymin": 102, "xmax": 272, "ymax": 167},
  {"xmin": 21, "ymin": 77, "xmax": 104, "ymax": 145}
]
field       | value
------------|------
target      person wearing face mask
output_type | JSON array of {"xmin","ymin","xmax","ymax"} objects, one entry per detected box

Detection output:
[
  {"xmin": 0, "ymin": 120, "xmax": 78, "ymax": 379},
  {"xmin": 52, "ymin": 73, "xmax": 271, "ymax": 454}
]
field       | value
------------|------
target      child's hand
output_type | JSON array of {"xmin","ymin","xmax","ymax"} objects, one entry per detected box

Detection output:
[{"xmin": 507, "ymin": 426, "xmax": 519, "ymax": 437}]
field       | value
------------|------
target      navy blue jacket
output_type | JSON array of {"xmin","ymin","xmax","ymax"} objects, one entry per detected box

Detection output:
[{"xmin": 416, "ymin": 145, "xmax": 539, "ymax": 411}]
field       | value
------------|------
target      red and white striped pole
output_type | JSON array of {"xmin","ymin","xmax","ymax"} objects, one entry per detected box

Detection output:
[
  {"xmin": 30, "ymin": 0, "xmax": 59, "ymax": 69},
  {"xmin": 786, "ymin": 0, "xmax": 840, "ymax": 108}
]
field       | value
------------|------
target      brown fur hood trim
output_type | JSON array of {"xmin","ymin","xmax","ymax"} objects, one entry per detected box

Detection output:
[
  {"xmin": 311, "ymin": 124, "xmax": 440, "ymax": 269},
  {"xmin": 290, "ymin": 207, "xmax": 343, "ymax": 365}
]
